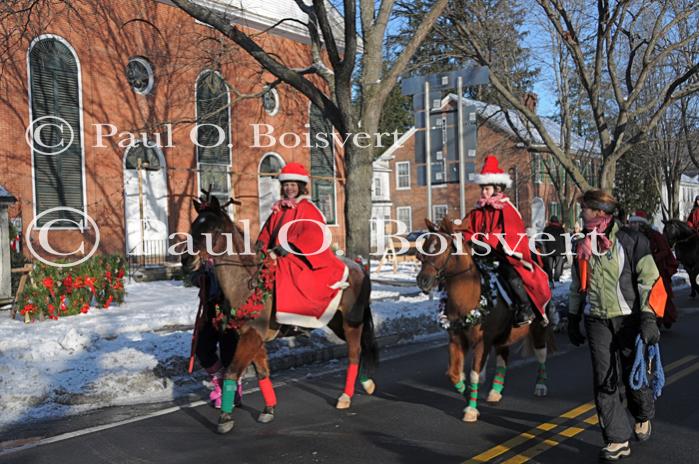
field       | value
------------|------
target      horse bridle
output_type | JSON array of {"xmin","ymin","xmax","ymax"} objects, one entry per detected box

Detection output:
[{"xmin": 419, "ymin": 232, "xmax": 474, "ymax": 281}]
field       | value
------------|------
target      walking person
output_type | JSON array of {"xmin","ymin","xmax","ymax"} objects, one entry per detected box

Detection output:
[
  {"xmin": 542, "ymin": 216, "xmax": 566, "ymax": 283},
  {"xmin": 568, "ymin": 190, "xmax": 667, "ymax": 461},
  {"xmin": 628, "ymin": 210, "xmax": 679, "ymax": 328}
]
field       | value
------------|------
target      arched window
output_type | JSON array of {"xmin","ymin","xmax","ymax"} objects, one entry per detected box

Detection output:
[
  {"xmin": 258, "ymin": 153, "xmax": 284, "ymax": 226},
  {"xmin": 28, "ymin": 36, "xmax": 85, "ymax": 227},
  {"xmin": 196, "ymin": 70, "xmax": 231, "ymax": 206},
  {"xmin": 309, "ymin": 104, "xmax": 336, "ymax": 224}
]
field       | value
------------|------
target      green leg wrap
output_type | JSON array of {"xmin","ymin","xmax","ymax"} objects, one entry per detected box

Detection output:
[
  {"xmin": 468, "ymin": 382, "xmax": 479, "ymax": 409},
  {"xmin": 359, "ymin": 374, "xmax": 370, "ymax": 383},
  {"xmin": 221, "ymin": 379, "xmax": 236, "ymax": 414},
  {"xmin": 536, "ymin": 363, "xmax": 547, "ymax": 384},
  {"xmin": 492, "ymin": 366, "xmax": 507, "ymax": 394},
  {"xmin": 454, "ymin": 380, "xmax": 466, "ymax": 394}
]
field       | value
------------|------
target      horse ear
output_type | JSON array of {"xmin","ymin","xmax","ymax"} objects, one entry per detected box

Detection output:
[
  {"xmin": 440, "ymin": 214, "xmax": 454, "ymax": 234},
  {"xmin": 425, "ymin": 218, "xmax": 438, "ymax": 233},
  {"xmin": 193, "ymin": 199, "xmax": 202, "ymax": 213},
  {"xmin": 209, "ymin": 195, "xmax": 221, "ymax": 210}
]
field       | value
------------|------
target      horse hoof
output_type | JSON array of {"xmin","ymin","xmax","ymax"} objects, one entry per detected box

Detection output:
[
  {"xmin": 462, "ymin": 406, "xmax": 480, "ymax": 423},
  {"xmin": 336, "ymin": 393, "xmax": 352, "ymax": 409},
  {"xmin": 486, "ymin": 389, "xmax": 502, "ymax": 404},
  {"xmin": 534, "ymin": 383, "xmax": 548, "ymax": 397},
  {"xmin": 257, "ymin": 407, "xmax": 275, "ymax": 424},
  {"xmin": 216, "ymin": 413, "xmax": 235, "ymax": 434},
  {"xmin": 361, "ymin": 379, "xmax": 376, "ymax": 395}
]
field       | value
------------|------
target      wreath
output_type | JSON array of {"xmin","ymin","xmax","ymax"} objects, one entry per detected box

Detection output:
[{"xmin": 213, "ymin": 254, "xmax": 277, "ymax": 331}]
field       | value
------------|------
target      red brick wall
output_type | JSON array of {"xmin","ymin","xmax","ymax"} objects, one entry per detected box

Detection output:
[
  {"xmin": 389, "ymin": 115, "xmax": 561, "ymax": 231},
  {"xmin": 0, "ymin": 0, "xmax": 346, "ymax": 259}
]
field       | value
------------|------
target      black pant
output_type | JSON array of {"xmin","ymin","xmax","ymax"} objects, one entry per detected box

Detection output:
[
  {"xmin": 544, "ymin": 255, "xmax": 565, "ymax": 282},
  {"xmin": 498, "ymin": 259, "xmax": 531, "ymax": 311},
  {"xmin": 585, "ymin": 315, "xmax": 655, "ymax": 443},
  {"xmin": 196, "ymin": 315, "xmax": 239, "ymax": 370}
]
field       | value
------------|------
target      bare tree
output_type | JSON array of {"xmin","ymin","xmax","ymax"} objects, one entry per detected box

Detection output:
[
  {"xmin": 168, "ymin": 0, "xmax": 449, "ymax": 257},
  {"xmin": 441, "ymin": 0, "xmax": 699, "ymax": 192}
]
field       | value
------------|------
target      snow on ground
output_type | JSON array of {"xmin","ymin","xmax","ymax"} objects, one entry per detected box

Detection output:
[
  {"xmin": 0, "ymin": 262, "xmax": 580, "ymax": 431},
  {"xmin": 0, "ymin": 274, "xmax": 438, "ymax": 431}
]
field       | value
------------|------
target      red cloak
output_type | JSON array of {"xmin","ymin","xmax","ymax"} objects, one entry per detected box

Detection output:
[
  {"xmin": 687, "ymin": 207, "xmax": 699, "ymax": 232},
  {"xmin": 257, "ymin": 197, "xmax": 347, "ymax": 328},
  {"xmin": 461, "ymin": 198, "xmax": 551, "ymax": 317}
]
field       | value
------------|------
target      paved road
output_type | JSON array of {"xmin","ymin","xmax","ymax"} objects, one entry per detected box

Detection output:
[{"xmin": 2, "ymin": 288, "xmax": 698, "ymax": 464}]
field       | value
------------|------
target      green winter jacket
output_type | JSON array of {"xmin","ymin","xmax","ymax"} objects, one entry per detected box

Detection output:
[{"xmin": 569, "ymin": 221, "xmax": 663, "ymax": 319}]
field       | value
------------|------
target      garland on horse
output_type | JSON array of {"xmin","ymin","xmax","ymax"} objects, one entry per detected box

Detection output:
[
  {"xmin": 416, "ymin": 216, "xmax": 555, "ymax": 422},
  {"xmin": 182, "ymin": 192, "xmax": 379, "ymax": 434}
]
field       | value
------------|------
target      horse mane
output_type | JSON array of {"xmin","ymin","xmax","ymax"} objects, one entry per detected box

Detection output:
[{"xmin": 198, "ymin": 201, "xmax": 258, "ymax": 268}]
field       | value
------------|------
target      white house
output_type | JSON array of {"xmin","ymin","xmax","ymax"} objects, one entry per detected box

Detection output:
[
  {"xmin": 656, "ymin": 173, "xmax": 699, "ymax": 228},
  {"xmin": 371, "ymin": 150, "xmax": 394, "ymax": 249}
]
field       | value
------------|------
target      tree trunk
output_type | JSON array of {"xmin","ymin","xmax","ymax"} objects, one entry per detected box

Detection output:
[
  {"xmin": 600, "ymin": 160, "xmax": 615, "ymax": 193},
  {"xmin": 343, "ymin": 143, "xmax": 373, "ymax": 258}
]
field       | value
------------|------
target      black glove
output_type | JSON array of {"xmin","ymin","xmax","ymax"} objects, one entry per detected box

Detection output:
[
  {"xmin": 567, "ymin": 312, "xmax": 586, "ymax": 346},
  {"xmin": 640, "ymin": 312, "xmax": 660, "ymax": 345}
]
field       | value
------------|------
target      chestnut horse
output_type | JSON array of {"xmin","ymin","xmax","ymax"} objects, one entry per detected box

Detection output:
[
  {"xmin": 182, "ymin": 195, "xmax": 378, "ymax": 433},
  {"xmin": 415, "ymin": 217, "xmax": 553, "ymax": 422}
]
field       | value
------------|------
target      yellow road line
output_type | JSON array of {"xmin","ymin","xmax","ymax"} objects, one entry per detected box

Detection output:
[
  {"xmin": 463, "ymin": 355, "xmax": 699, "ymax": 464},
  {"xmin": 462, "ymin": 403, "xmax": 594, "ymax": 463}
]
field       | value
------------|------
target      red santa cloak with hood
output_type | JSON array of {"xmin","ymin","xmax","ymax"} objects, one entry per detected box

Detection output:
[{"xmin": 257, "ymin": 163, "xmax": 348, "ymax": 328}]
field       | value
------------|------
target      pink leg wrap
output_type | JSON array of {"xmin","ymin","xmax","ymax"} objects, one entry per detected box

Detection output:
[
  {"xmin": 344, "ymin": 363, "xmax": 359, "ymax": 397},
  {"xmin": 259, "ymin": 377, "xmax": 277, "ymax": 407}
]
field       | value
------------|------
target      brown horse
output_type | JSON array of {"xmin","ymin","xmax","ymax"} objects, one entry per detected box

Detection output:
[
  {"xmin": 415, "ymin": 217, "xmax": 553, "ymax": 422},
  {"xmin": 182, "ymin": 195, "xmax": 378, "ymax": 433}
]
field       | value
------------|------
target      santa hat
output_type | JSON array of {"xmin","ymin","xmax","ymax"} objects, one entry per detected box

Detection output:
[
  {"xmin": 628, "ymin": 209, "xmax": 649, "ymax": 224},
  {"xmin": 473, "ymin": 155, "xmax": 512, "ymax": 188},
  {"xmin": 278, "ymin": 162, "xmax": 310, "ymax": 184}
]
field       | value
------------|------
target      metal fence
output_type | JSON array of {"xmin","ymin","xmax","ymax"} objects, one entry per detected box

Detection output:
[{"xmin": 127, "ymin": 239, "xmax": 180, "ymax": 277}]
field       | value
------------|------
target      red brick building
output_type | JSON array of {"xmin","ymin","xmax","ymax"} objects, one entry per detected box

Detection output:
[
  {"xmin": 0, "ymin": 0, "xmax": 346, "ymax": 263},
  {"xmin": 376, "ymin": 94, "xmax": 598, "ymax": 237}
]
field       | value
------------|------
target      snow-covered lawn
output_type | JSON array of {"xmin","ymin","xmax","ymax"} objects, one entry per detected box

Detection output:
[{"xmin": 0, "ymin": 276, "xmax": 438, "ymax": 430}]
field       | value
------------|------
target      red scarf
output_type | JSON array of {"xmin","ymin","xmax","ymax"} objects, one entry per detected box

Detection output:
[
  {"xmin": 476, "ymin": 192, "xmax": 507, "ymax": 210},
  {"xmin": 577, "ymin": 215, "xmax": 613, "ymax": 260}
]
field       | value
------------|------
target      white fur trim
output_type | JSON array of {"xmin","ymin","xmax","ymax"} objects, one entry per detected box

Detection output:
[
  {"xmin": 274, "ymin": 265, "xmax": 349, "ymax": 328},
  {"xmin": 628, "ymin": 215, "xmax": 649, "ymax": 224},
  {"xmin": 474, "ymin": 172, "xmax": 512, "ymax": 188},
  {"xmin": 279, "ymin": 173, "xmax": 310, "ymax": 183}
]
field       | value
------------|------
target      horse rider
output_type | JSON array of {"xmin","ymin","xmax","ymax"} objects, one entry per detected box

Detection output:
[
  {"xmin": 568, "ymin": 190, "xmax": 666, "ymax": 461},
  {"xmin": 628, "ymin": 210, "xmax": 679, "ymax": 329},
  {"xmin": 460, "ymin": 155, "xmax": 551, "ymax": 327},
  {"xmin": 256, "ymin": 162, "xmax": 347, "ymax": 323},
  {"xmin": 687, "ymin": 194, "xmax": 699, "ymax": 233}
]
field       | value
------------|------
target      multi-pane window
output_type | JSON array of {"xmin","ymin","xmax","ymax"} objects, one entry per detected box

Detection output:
[
  {"xmin": 396, "ymin": 206, "xmax": 412, "ymax": 233},
  {"xmin": 373, "ymin": 177, "xmax": 383, "ymax": 198},
  {"xmin": 309, "ymin": 104, "xmax": 336, "ymax": 224},
  {"xmin": 396, "ymin": 161, "xmax": 410, "ymax": 189},
  {"xmin": 28, "ymin": 36, "xmax": 86, "ymax": 227},
  {"xmin": 196, "ymin": 70, "xmax": 231, "ymax": 205},
  {"xmin": 433, "ymin": 205, "xmax": 448, "ymax": 224}
]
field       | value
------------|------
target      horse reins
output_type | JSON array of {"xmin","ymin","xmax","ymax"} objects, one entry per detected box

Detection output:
[{"xmin": 421, "ymin": 233, "xmax": 474, "ymax": 281}]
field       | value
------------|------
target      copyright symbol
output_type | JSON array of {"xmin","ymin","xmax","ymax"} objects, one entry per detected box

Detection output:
[{"xmin": 25, "ymin": 115, "xmax": 75, "ymax": 156}]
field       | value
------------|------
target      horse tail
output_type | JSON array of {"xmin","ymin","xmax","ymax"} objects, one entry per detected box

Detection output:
[{"xmin": 357, "ymin": 271, "xmax": 379, "ymax": 376}]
